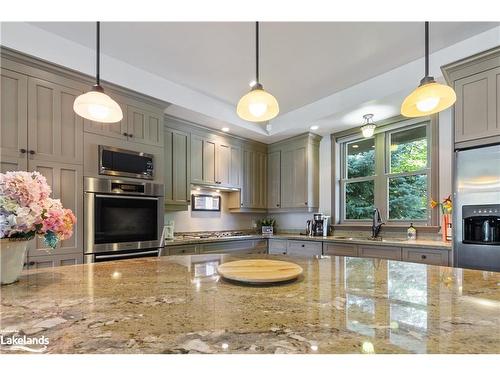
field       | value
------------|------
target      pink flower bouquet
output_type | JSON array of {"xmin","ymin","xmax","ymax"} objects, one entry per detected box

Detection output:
[{"xmin": 0, "ymin": 171, "xmax": 76, "ymax": 248}]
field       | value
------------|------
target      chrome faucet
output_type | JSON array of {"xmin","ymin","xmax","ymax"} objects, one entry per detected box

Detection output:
[{"xmin": 372, "ymin": 208, "xmax": 384, "ymax": 238}]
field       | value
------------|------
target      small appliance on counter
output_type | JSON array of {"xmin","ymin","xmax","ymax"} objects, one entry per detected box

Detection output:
[
  {"xmin": 305, "ymin": 213, "xmax": 330, "ymax": 236},
  {"xmin": 164, "ymin": 221, "xmax": 175, "ymax": 240}
]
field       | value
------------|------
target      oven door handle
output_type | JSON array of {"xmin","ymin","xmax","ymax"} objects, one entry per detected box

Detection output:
[
  {"xmin": 95, "ymin": 250, "xmax": 159, "ymax": 260},
  {"xmin": 95, "ymin": 194, "xmax": 160, "ymax": 200}
]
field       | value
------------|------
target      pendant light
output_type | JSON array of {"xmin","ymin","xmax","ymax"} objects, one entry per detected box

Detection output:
[
  {"xmin": 361, "ymin": 114, "xmax": 376, "ymax": 138},
  {"xmin": 73, "ymin": 22, "xmax": 123, "ymax": 123},
  {"xmin": 401, "ymin": 22, "xmax": 456, "ymax": 117},
  {"xmin": 237, "ymin": 22, "xmax": 279, "ymax": 122}
]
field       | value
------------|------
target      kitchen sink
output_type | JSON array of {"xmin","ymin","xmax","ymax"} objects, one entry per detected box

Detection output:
[{"xmin": 332, "ymin": 236, "xmax": 407, "ymax": 243}]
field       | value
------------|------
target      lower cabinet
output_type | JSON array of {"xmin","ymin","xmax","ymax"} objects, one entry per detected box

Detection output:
[
  {"xmin": 26, "ymin": 252, "xmax": 83, "ymax": 269},
  {"xmin": 286, "ymin": 240, "xmax": 322, "ymax": 256},
  {"xmin": 323, "ymin": 243, "xmax": 358, "ymax": 257},
  {"xmin": 200, "ymin": 239, "xmax": 267, "ymax": 254},
  {"xmin": 402, "ymin": 247, "xmax": 450, "ymax": 266},
  {"xmin": 358, "ymin": 245, "xmax": 402, "ymax": 261},
  {"xmin": 268, "ymin": 239, "xmax": 287, "ymax": 255}
]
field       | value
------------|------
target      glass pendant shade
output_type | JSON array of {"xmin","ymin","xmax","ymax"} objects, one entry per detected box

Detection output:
[
  {"xmin": 237, "ymin": 85, "xmax": 279, "ymax": 122},
  {"xmin": 73, "ymin": 86, "xmax": 123, "ymax": 123},
  {"xmin": 361, "ymin": 113, "xmax": 376, "ymax": 138},
  {"xmin": 401, "ymin": 81, "xmax": 456, "ymax": 117}
]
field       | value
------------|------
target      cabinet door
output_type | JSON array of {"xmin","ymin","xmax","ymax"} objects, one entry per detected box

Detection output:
[
  {"xmin": 190, "ymin": 134, "xmax": 204, "ymax": 184},
  {"xmin": 293, "ymin": 146, "xmax": 308, "ymax": 207},
  {"xmin": 229, "ymin": 145, "xmax": 242, "ymax": 188},
  {"xmin": 455, "ymin": 67, "xmax": 500, "ymax": 143},
  {"xmin": 241, "ymin": 149, "xmax": 253, "ymax": 207},
  {"xmin": 172, "ymin": 130, "xmax": 190, "ymax": 204},
  {"xmin": 127, "ymin": 106, "xmax": 148, "ymax": 144},
  {"xmin": 27, "ymin": 161, "xmax": 83, "ymax": 257},
  {"xmin": 26, "ymin": 252, "xmax": 83, "ymax": 269},
  {"xmin": 267, "ymin": 151, "xmax": 281, "ymax": 209},
  {"xmin": 324, "ymin": 243, "xmax": 358, "ymax": 257},
  {"xmin": 280, "ymin": 149, "xmax": 294, "ymax": 208},
  {"xmin": 358, "ymin": 245, "xmax": 401, "ymax": 261},
  {"xmin": 203, "ymin": 139, "xmax": 216, "ymax": 184},
  {"xmin": 402, "ymin": 247, "xmax": 449, "ymax": 266},
  {"xmin": 1, "ymin": 69, "xmax": 28, "ymax": 170},
  {"xmin": 257, "ymin": 152, "xmax": 267, "ymax": 208},
  {"xmin": 83, "ymin": 98, "xmax": 127, "ymax": 140},
  {"xmin": 27, "ymin": 77, "xmax": 83, "ymax": 164},
  {"xmin": 216, "ymin": 142, "xmax": 231, "ymax": 185},
  {"xmin": 286, "ymin": 240, "xmax": 323, "ymax": 256}
]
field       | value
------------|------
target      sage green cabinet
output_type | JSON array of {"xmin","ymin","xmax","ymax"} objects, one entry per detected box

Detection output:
[
  {"xmin": 165, "ymin": 127, "xmax": 190, "ymax": 207},
  {"xmin": 216, "ymin": 142, "xmax": 242, "ymax": 187},
  {"xmin": 127, "ymin": 105, "xmax": 163, "ymax": 147},
  {"xmin": 1, "ymin": 68, "xmax": 28, "ymax": 172},
  {"xmin": 268, "ymin": 133, "xmax": 321, "ymax": 211},
  {"xmin": 267, "ymin": 151, "xmax": 281, "ymax": 209},
  {"xmin": 442, "ymin": 47, "xmax": 500, "ymax": 148},
  {"xmin": 241, "ymin": 148, "xmax": 267, "ymax": 209},
  {"xmin": 27, "ymin": 77, "xmax": 84, "ymax": 164},
  {"xmin": 191, "ymin": 134, "xmax": 216, "ymax": 185}
]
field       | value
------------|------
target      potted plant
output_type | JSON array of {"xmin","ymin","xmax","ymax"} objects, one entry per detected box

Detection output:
[
  {"xmin": 259, "ymin": 217, "xmax": 276, "ymax": 235},
  {"xmin": 0, "ymin": 171, "xmax": 76, "ymax": 284},
  {"xmin": 430, "ymin": 195, "xmax": 453, "ymax": 242}
]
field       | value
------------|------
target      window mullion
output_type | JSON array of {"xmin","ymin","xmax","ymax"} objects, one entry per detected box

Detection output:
[{"xmin": 374, "ymin": 132, "xmax": 387, "ymax": 221}]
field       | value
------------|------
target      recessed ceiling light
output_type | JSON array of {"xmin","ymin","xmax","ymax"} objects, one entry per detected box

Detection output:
[
  {"xmin": 310, "ymin": 125, "xmax": 319, "ymax": 131},
  {"xmin": 221, "ymin": 127, "xmax": 230, "ymax": 132},
  {"xmin": 196, "ymin": 187, "xmax": 201, "ymax": 191},
  {"xmin": 352, "ymin": 144, "xmax": 359, "ymax": 149}
]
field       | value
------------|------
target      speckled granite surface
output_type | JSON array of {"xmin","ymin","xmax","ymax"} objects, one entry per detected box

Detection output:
[
  {"xmin": 1, "ymin": 254, "xmax": 497, "ymax": 354},
  {"xmin": 165, "ymin": 234, "xmax": 452, "ymax": 250}
]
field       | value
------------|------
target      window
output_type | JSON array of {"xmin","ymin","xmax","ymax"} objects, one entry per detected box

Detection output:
[{"xmin": 339, "ymin": 118, "xmax": 435, "ymax": 224}]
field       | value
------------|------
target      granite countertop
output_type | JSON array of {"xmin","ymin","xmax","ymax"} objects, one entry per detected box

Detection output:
[
  {"xmin": 165, "ymin": 233, "xmax": 452, "ymax": 250},
  {"xmin": 1, "ymin": 254, "xmax": 498, "ymax": 354}
]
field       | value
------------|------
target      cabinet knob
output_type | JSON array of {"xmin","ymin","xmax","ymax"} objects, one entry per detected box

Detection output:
[
  {"xmin": 304, "ymin": 202, "xmax": 308, "ymax": 206},
  {"xmin": 301, "ymin": 244, "xmax": 305, "ymax": 248},
  {"xmin": 123, "ymin": 132, "xmax": 128, "ymax": 137},
  {"xmin": 29, "ymin": 150, "xmax": 36, "ymax": 155},
  {"xmin": 421, "ymin": 255, "xmax": 427, "ymax": 260},
  {"xmin": 276, "ymin": 204, "xmax": 280, "ymax": 207},
  {"xmin": 19, "ymin": 148, "xmax": 27, "ymax": 154},
  {"xmin": 128, "ymin": 134, "xmax": 133, "ymax": 138}
]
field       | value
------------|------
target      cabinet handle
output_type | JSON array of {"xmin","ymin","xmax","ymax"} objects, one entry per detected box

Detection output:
[
  {"xmin": 123, "ymin": 132, "xmax": 128, "ymax": 137},
  {"xmin": 19, "ymin": 148, "xmax": 27, "ymax": 154},
  {"xmin": 29, "ymin": 150, "xmax": 36, "ymax": 155},
  {"xmin": 421, "ymin": 255, "xmax": 427, "ymax": 260}
]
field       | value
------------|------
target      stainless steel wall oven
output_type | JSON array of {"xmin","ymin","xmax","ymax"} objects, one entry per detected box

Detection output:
[{"xmin": 84, "ymin": 177, "xmax": 164, "ymax": 263}]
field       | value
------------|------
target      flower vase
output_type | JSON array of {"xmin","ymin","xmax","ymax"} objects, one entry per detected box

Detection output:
[
  {"xmin": 441, "ymin": 214, "xmax": 452, "ymax": 242},
  {"xmin": 0, "ymin": 239, "xmax": 29, "ymax": 285}
]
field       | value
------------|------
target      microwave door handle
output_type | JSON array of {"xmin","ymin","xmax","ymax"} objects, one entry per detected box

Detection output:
[{"xmin": 94, "ymin": 194, "xmax": 159, "ymax": 200}]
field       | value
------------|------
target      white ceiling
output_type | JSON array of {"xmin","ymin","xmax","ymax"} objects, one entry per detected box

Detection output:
[{"xmin": 27, "ymin": 21, "xmax": 500, "ymax": 141}]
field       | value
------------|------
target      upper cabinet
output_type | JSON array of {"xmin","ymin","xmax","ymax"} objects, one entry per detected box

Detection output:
[
  {"xmin": 83, "ymin": 97, "xmax": 164, "ymax": 148},
  {"xmin": 165, "ymin": 127, "xmax": 190, "ymax": 208},
  {"xmin": 442, "ymin": 46, "xmax": 500, "ymax": 148},
  {"xmin": 268, "ymin": 133, "xmax": 321, "ymax": 212},
  {"xmin": 190, "ymin": 133, "xmax": 242, "ymax": 188}
]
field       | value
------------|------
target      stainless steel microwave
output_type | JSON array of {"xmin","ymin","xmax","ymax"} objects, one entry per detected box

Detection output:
[{"xmin": 99, "ymin": 145, "xmax": 154, "ymax": 180}]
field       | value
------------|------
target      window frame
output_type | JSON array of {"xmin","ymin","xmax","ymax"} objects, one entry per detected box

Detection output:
[{"xmin": 338, "ymin": 116, "xmax": 437, "ymax": 226}]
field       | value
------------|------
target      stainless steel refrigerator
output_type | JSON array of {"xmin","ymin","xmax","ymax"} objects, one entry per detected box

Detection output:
[{"xmin": 454, "ymin": 144, "xmax": 500, "ymax": 271}]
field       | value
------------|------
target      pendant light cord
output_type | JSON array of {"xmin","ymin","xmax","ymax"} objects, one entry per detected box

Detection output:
[
  {"xmin": 96, "ymin": 21, "xmax": 100, "ymax": 86},
  {"xmin": 424, "ymin": 21, "xmax": 429, "ymax": 77},
  {"xmin": 255, "ymin": 21, "xmax": 259, "ymax": 84}
]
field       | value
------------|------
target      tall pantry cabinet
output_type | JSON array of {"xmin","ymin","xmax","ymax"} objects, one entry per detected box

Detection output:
[{"xmin": 1, "ymin": 51, "xmax": 86, "ymax": 267}]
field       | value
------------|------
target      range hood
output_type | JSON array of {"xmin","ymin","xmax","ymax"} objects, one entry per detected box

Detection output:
[{"xmin": 191, "ymin": 183, "xmax": 240, "ymax": 193}]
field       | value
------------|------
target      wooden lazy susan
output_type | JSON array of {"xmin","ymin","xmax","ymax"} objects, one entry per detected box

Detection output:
[{"xmin": 217, "ymin": 259, "xmax": 303, "ymax": 284}]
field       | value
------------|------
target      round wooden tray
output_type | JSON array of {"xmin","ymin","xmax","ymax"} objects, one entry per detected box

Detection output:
[{"xmin": 217, "ymin": 259, "xmax": 303, "ymax": 284}]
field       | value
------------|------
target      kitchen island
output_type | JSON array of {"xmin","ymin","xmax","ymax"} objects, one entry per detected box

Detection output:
[{"xmin": 1, "ymin": 254, "xmax": 499, "ymax": 354}]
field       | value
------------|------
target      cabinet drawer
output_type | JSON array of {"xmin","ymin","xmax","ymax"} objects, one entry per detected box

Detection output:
[
  {"xmin": 402, "ymin": 247, "xmax": 450, "ymax": 266},
  {"xmin": 324, "ymin": 243, "xmax": 358, "ymax": 257},
  {"xmin": 199, "ymin": 240, "xmax": 256, "ymax": 254},
  {"xmin": 166, "ymin": 244, "xmax": 197, "ymax": 256},
  {"xmin": 287, "ymin": 240, "xmax": 322, "ymax": 256},
  {"xmin": 358, "ymin": 245, "xmax": 402, "ymax": 260},
  {"xmin": 26, "ymin": 252, "xmax": 83, "ymax": 269},
  {"xmin": 268, "ymin": 239, "xmax": 287, "ymax": 254}
]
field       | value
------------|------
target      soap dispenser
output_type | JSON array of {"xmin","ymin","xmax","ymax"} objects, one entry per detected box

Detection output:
[{"xmin": 407, "ymin": 223, "xmax": 417, "ymax": 240}]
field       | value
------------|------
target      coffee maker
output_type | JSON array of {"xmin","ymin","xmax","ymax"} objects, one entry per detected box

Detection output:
[{"xmin": 306, "ymin": 213, "xmax": 330, "ymax": 236}]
